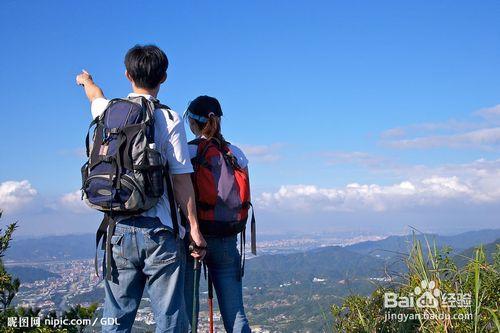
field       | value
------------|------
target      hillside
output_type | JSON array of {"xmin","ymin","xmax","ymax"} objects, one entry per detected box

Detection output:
[
  {"xmin": 345, "ymin": 229, "xmax": 500, "ymax": 259},
  {"xmin": 5, "ymin": 229, "xmax": 500, "ymax": 264},
  {"xmin": 245, "ymin": 245, "xmax": 387, "ymax": 287},
  {"xmin": 454, "ymin": 238, "xmax": 500, "ymax": 267},
  {"xmin": 6, "ymin": 266, "xmax": 60, "ymax": 283},
  {"xmin": 5, "ymin": 234, "xmax": 94, "ymax": 262},
  {"xmin": 5, "ymin": 229, "xmax": 499, "ymax": 332}
]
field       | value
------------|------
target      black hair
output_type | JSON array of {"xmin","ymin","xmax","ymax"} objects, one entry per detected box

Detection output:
[{"xmin": 124, "ymin": 45, "xmax": 168, "ymax": 89}]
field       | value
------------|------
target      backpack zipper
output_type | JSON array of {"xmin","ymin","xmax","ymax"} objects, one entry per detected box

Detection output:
[{"xmin": 85, "ymin": 174, "xmax": 145, "ymax": 206}]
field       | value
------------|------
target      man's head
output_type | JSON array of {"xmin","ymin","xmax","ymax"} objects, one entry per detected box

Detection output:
[{"xmin": 124, "ymin": 45, "xmax": 168, "ymax": 90}]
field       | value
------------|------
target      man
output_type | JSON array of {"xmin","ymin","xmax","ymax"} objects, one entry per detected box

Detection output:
[{"xmin": 76, "ymin": 44, "xmax": 206, "ymax": 333}]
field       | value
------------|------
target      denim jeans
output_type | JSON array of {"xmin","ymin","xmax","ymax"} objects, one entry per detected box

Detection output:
[
  {"xmin": 103, "ymin": 216, "xmax": 188, "ymax": 333},
  {"xmin": 184, "ymin": 235, "xmax": 251, "ymax": 333}
]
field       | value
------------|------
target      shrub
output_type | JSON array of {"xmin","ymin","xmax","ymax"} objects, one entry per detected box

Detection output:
[{"xmin": 331, "ymin": 234, "xmax": 500, "ymax": 333}]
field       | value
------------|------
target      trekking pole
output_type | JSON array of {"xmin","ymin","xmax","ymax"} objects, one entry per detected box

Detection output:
[
  {"xmin": 208, "ymin": 273, "xmax": 214, "ymax": 333},
  {"xmin": 189, "ymin": 245, "xmax": 201, "ymax": 333}
]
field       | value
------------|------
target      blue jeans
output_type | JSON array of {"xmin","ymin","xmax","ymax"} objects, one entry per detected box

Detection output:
[
  {"xmin": 103, "ymin": 216, "xmax": 188, "ymax": 333},
  {"xmin": 184, "ymin": 235, "xmax": 251, "ymax": 333}
]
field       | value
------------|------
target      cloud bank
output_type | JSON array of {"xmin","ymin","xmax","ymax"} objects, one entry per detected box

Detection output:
[
  {"xmin": 0, "ymin": 180, "xmax": 37, "ymax": 212},
  {"xmin": 257, "ymin": 158, "xmax": 500, "ymax": 213},
  {"xmin": 59, "ymin": 190, "xmax": 92, "ymax": 214},
  {"xmin": 381, "ymin": 104, "xmax": 500, "ymax": 150},
  {"xmin": 386, "ymin": 127, "xmax": 500, "ymax": 150},
  {"xmin": 238, "ymin": 143, "xmax": 284, "ymax": 163}
]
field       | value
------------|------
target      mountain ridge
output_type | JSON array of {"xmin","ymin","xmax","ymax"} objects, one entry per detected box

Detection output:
[{"xmin": 4, "ymin": 229, "xmax": 499, "ymax": 263}]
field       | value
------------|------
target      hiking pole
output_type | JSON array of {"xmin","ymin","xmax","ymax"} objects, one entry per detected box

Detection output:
[
  {"xmin": 189, "ymin": 245, "xmax": 201, "ymax": 333},
  {"xmin": 208, "ymin": 273, "xmax": 214, "ymax": 333}
]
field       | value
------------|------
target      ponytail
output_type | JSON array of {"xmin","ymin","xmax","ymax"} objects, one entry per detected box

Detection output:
[{"xmin": 195, "ymin": 114, "xmax": 227, "ymax": 146}]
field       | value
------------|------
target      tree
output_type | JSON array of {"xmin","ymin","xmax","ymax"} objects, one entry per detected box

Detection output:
[
  {"xmin": 0, "ymin": 210, "xmax": 19, "ymax": 311},
  {"xmin": 62, "ymin": 303, "xmax": 99, "ymax": 333}
]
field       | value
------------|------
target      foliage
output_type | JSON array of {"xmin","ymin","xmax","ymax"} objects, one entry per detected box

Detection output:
[
  {"xmin": 331, "ymin": 234, "xmax": 500, "ymax": 333},
  {"xmin": 0, "ymin": 304, "xmax": 99, "ymax": 332},
  {"xmin": 60, "ymin": 303, "xmax": 99, "ymax": 333},
  {"xmin": 0, "ymin": 210, "xmax": 19, "ymax": 310},
  {"xmin": 0, "ymin": 210, "xmax": 99, "ymax": 332}
]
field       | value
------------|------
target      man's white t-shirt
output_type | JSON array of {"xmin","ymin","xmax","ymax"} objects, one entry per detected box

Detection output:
[{"xmin": 90, "ymin": 93, "xmax": 193, "ymax": 237}]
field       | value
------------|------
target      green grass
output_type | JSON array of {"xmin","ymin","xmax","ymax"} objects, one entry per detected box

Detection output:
[{"xmin": 331, "ymin": 232, "xmax": 500, "ymax": 333}]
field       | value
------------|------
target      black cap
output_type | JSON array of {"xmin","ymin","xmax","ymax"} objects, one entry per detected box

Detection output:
[{"xmin": 187, "ymin": 96, "xmax": 223, "ymax": 120}]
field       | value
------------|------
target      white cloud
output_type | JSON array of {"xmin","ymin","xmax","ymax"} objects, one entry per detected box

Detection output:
[
  {"xmin": 59, "ymin": 190, "xmax": 92, "ymax": 214},
  {"xmin": 324, "ymin": 151, "xmax": 390, "ymax": 169},
  {"xmin": 380, "ymin": 119, "xmax": 483, "ymax": 139},
  {"xmin": 58, "ymin": 147, "xmax": 86, "ymax": 158},
  {"xmin": 380, "ymin": 127, "xmax": 406, "ymax": 139},
  {"xmin": 0, "ymin": 180, "xmax": 37, "ymax": 212},
  {"xmin": 257, "ymin": 158, "xmax": 500, "ymax": 213},
  {"xmin": 381, "ymin": 104, "xmax": 500, "ymax": 150},
  {"xmin": 238, "ymin": 143, "xmax": 284, "ymax": 163},
  {"xmin": 475, "ymin": 104, "xmax": 500, "ymax": 121},
  {"xmin": 387, "ymin": 127, "xmax": 500, "ymax": 149}
]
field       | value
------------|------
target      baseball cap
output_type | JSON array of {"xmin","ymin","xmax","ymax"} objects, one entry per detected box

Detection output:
[{"xmin": 185, "ymin": 95, "xmax": 223, "ymax": 123}]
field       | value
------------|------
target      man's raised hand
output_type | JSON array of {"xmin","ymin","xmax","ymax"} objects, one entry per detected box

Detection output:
[
  {"xmin": 76, "ymin": 69, "xmax": 93, "ymax": 86},
  {"xmin": 75, "ymin": 70, "xmax": 105, "ymax": 102}
]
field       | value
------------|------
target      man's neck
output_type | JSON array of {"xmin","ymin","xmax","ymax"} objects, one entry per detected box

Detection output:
[{"xmin": 132, "ymin": 86, "xmax": 160, "ymax": 98}]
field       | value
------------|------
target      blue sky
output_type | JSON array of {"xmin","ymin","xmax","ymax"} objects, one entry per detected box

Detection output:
[{"xmin": 1, "ymin": 1, "xmax": 499, "ymax": 236}]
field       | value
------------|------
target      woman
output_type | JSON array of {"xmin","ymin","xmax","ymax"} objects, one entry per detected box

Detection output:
[{"xmin": 183, "ymin": 95, "xmax": 252, "ymax": 333}]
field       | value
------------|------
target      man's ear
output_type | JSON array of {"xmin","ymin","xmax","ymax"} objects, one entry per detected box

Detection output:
[
  {"xmin": 160, "ymin": 73, "xmax": 167, "ymax": 84},
  {"xmin": 125, "ymin": 70, "xmax": 133, "ymax": 82}
]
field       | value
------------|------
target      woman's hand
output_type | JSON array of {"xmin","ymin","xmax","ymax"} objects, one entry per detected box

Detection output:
[{"xmin": 189, "ymin": 227, "xmax": 207, "ymax": 260}]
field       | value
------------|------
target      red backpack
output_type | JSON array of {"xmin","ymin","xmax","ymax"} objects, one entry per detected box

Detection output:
[{"xmin": 190, "ymin": 138, "xmax": 256, "ymax": 257}]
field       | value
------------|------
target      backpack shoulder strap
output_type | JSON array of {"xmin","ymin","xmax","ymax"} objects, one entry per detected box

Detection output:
[
  {"xmin": 189, "ymin": 138, "xmax": 211, "ymax": 166},
  {"xmin": 154, "ymin": 102, "xmax": 174, "ymax": 121},
  {"xmin": 249, "ymin": 203, "xmax": 256, "ymax": 255},
  {"xmin": 85, "ymin": 117, "xmax": 100, "ymax": 157},
  {"xmin": 155, "ymin": 102, "xmax": 171, "ymax": 110},
  {"xmin": 164, "ymin": 162, "xmax": 179, "ymax": 238},
  {"xmin": 106, "ymin": 97, "xmax": 130, "ymax": 108},
  {"xmin": 196, "ymin": 139, "xmax": 216, "ymax": 165},
  {"xmin": 94, "ymin": 214, "xmax": 118, "ymax": 280},
  {"xmin": 188, "ymin": 138, "xmax": 203, "ymax": 146}
]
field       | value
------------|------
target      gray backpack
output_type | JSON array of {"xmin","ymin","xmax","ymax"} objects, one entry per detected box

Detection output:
[{"xmin": 81, "ymin": 96, "xmax": 178, "ymax": 279}]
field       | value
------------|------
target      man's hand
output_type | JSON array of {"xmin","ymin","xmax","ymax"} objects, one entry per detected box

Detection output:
[
  {"xmin": 189, "ymin": 226, "xmax": 207, "ymax": 260},
  {"xmin": 171, "ymin": 173, "xmax": 207, "ymax": 260},
  {"xmin": 76, "ymin": 69, "xmax": 93, "ymax": 86},
  {"xmin": 75, "ymin": 69, "xmax": 105, "ymax": 102}
]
